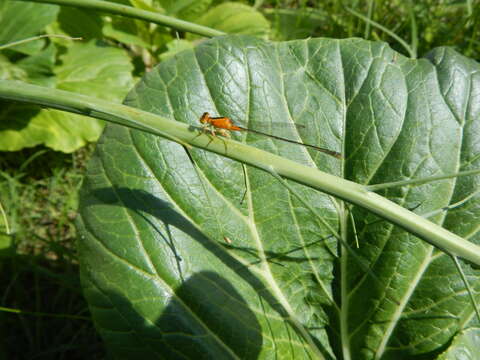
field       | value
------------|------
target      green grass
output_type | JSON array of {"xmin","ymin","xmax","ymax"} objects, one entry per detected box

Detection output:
[
  {"xmin": 1, "ymin": 0, "xmax": 479, "ymax": 358},
  {"xmin": 0, "ymin": 145, "xmax": 104, "ymax": 359},
  {"xmin": 262, "ymin": 0, "xmax": 479, "ymax": 59}
]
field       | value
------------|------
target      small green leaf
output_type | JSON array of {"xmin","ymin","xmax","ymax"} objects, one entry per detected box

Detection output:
[
  {"xmin": 158, "ymin": 39, "xmax": 194, "ymax": 61},
  {"xmin": 16, "ymin": 43, "xmax": 57, "ymax": 86},
  {"xmin": 0, "ymin": 43, "xmax": 56, "ymax": 85},
  {"xmin": 176, "ymin": 0, "xmax": 212, "ymax": 21},
  {"xmin": 103, "ymin": 17, "xmax": 152, "ymax": 48},
  {"xmin": 101, "ymin": 1, "xmax": 168, "ymax": 50},
  {"xmin": 190, "ymin": 2, "xmax": 270, "ymax": 38},
  {"xmin": 160, "ymin": 0, "xmax": 213, "ymax": 20},
  {"xmin": 0, "ymin": 55, "xmax": 28, "ymax": 81},
  {"xmin": 0, "ymin": 41, "xmax": 134, "ymax": 152}
]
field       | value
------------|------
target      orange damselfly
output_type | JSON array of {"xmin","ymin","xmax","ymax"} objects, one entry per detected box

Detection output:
[{"xmin": 199, "ymin": 112, "xmax": 342, "ymax": 159}]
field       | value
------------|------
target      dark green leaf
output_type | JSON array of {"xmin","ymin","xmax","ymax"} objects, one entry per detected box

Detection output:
[{"xmin": 55, "ymin": 7, "xmax": 104, "ymax": 40}]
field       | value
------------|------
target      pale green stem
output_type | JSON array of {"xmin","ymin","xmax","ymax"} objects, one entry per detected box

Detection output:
[
  {"xmin": 450, "ymin": 255, "xmax": 480, "ymax": 323},
  {"xmin": 407, "ymin": 0, "xmax": 418, "ymax": 59},
  {"xmin": 0, "ymin": 34, "xmax": 82, "ymax": 50},
  {"xmin": 1, "ymin": 80, "xmax": 480, "ymax": 266},
  {"xmin": 363, "ymin": 0, "xmax": 374, "ymax": 39},
  {"xmin": 339, "ymin": 201, "xmax": 351, "ymax": 360},
  {"xmin": 466, "ymin": 0, "xmax": 473, "ymax": 17},
  {"xmin": 253, "ymin": 0, "xmax": 265, "ymax": 9},
  {"xmin": 422, "ymin": 188, "xmax": 480, "ymax": 219},
  {"xmin": 0, "ymin": 305, "xmax": 90, "ymax": 320},
  {"xmin": 366, "ymin": 168, "xmax": 480, "ymax": 192},
  {"xmin": 0, "ymin": 200, "xmax": 10, "ymax": 235},
  {"xmin": 348, "ymin": 207, "xmax": 360, "ymax": 248},
  {"xmin": 17, "ymin": 0, "xmax": 225, "ymax": 38}
]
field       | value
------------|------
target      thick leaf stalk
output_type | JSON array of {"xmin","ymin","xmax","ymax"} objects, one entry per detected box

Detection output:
[
  {"xmin": 1, "ymin": 79, "xmax": 480, "ymax": 266},
  {"xmin": 17, "ymin": 0, "xmax": 225, "ymax": 37}
]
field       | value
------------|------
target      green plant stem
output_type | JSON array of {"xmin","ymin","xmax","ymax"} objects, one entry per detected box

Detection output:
[
  {"xmin": 346, "ymin": 6, "xmax": 416, "ymax": 58},
  {"xmin": 17, "ymin": 0, "xmax": 225, "ymax": 38},
  {"xmin": 0, "ymin": 34, "xmax": 82, "ymax": 50},
  {"xmin": 423, "ymin": 188, "xmax": 480, "ymax": 219},
  {"xmin": 0, "ymin": 199, "xmax": 9, "ymax": 235},
  {"xmin": 363, "ymin": 0, "xmax": 374, "ymax": 39},
  {"xmin": 1, "ymin": 80, "xmax": 480, "ymax": 266},
  {"xmin": 367, "ymin": 168, "xmax": 480, "ymax": 191},
  {"xmin": 0, "ymin": 306, "xmax": 90, "ymax": 321},
  {"xmin": 407, "ymin": 0, "xmax": 418, "ymax": 59},
  {"xmin": 466, "ymin": 0, "xmax": 473, "ymax": 17},
  {"xmin": 450, "ymin": 255, "xmax": 480, "ymax": 322},
  {"xmin": 253, "ymin": 0, "xmax": 264, "ymax": 9}
]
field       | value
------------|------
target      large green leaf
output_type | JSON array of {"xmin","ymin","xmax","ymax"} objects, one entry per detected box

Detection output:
[
  {"xmin": 0, "ymin": 41, "xmax": 134, "ymax": 152},
  {"xmin": 77, "ymin": 36, "xmax": 480, "ymax": 359}
]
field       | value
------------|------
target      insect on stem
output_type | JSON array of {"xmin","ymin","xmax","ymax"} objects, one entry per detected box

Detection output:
[{"xmin": 199, "ymin": 112, "xmax": 342, "ymax": 159}]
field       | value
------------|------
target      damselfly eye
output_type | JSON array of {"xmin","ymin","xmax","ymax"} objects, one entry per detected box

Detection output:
[{"xmin": 200, "ymin": 112, "xmax": 210, "ymax": 123}]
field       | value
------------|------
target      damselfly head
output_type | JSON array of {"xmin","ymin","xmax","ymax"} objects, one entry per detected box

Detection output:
[{"xmin": 200, "ymin": 112, "xmax": 210, "ymax": 124}]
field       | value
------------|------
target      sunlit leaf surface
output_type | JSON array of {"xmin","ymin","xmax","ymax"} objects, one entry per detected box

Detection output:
[{"xmin": 77, "ymin": 35, "xmax": 480, "ymax": 359}]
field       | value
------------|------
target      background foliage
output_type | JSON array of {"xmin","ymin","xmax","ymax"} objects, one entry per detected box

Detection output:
[{"xmin": 1, "ymin": 0, "xmax": 479, "ymax": 358}]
